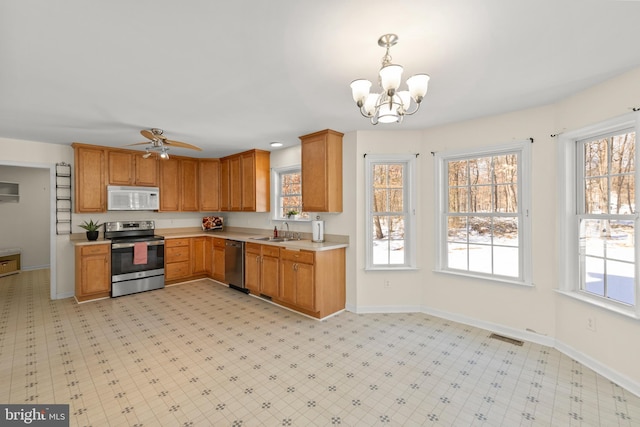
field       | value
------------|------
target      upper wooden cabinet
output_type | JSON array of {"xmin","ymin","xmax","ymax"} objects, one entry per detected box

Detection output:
[
  {"xmin": 300, "ymin": 129, "xmax": 343, "ymax": 212},
  {"xmin": 199, "ymin": 159, "xmax": 221, "ymax": 211},
  {"xmin": 73, "ymin": 144, "xmax": 105, "ymax": 213},
  {"xmin": 159, "ymin": 157, "xmax": 199, "ymax": 212},
  {"xmin": 220, "ymin": 149, "xmax": 270, "ymax": 212},
  {"xmin": 107, "ymin": 150, "xmax": 158, "ymax": 186}
]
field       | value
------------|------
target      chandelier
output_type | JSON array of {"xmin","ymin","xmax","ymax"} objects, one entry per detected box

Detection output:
[{"xmin": 350, "ymin": 34, "xmax": 430, "ymax": 125}]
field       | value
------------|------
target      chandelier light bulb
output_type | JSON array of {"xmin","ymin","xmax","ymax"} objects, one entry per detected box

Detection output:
[
  {"xmin": 407, "ymin": 73, "xmax": 430, "ymax": 102},
  {"xmin": 350, "ymin": 79, "xmax": 372, "ymax": 105},
  {"xmin": 379, "ymin": 64, "xmax": 403, "ymax": 93}
]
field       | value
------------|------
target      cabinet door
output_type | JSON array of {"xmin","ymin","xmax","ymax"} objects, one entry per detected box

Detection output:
[
  {"xmin": 229, "ymin": 155, "xmax": 242, "ymax": 211},
  {"xmin": 159, "ymin": 158, "xmax": 180, "ymax": 211},
  {"xmin": 74, "ymin": 146, "xmax": 105, "ymax": 212},
  {"xmin": 279, "ymin": 259, "xmax": 297, "ymax": 304},
  {"xmin": 180, "ymin": 158, "xmax": 199, "ymax": 211},
  {"xmin": 108, "ymin": 151, "xmax": 134, "ymax": 185},
  {"xmin": 261, "ymin": 254, "xmax": 279, "ymax": 297},
  {"xmin": 135, "ymin": 154, "xmax": 158, "ymax": 186},
  {"xmin": 244, "ymin": 247, "xmax": 261, "ymax": 294},
  {"xmin": 220, "ymin": 158, "xmax": 230, "ymax": 211},
  {"xmin": 295, "ymin": 262, "xmax": 315, "ymax": 311},
  {"xmin": 213, "ymin": 239, "xmax": 226, "ymax": 282},
  {"xmin": 301, "ymin": 130, "xmax": 343, "ymax": 212},
  {"xmin": 199, "ymin": 159, "xmax": 220, "ymax": 211},
  {"xmin": 76, "ymin": 245, "xmax": 110, "ymax": 298},
  {"xmin": 241, "ymin": 151, "xmax": 255, "ymax": 211},
  {"xmin": 191, "ymin": 237, "xmax": 208, "ymax": 275}
]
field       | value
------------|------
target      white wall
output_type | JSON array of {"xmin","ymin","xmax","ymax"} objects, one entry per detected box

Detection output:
[{"xmin": 0, "ymin": 165, "xmax": 50, "ymax": 268}]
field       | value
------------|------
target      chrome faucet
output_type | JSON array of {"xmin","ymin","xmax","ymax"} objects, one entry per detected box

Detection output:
[{"xmin": 283, "ymin": 222, "xmax": 289, "ymax": 238}]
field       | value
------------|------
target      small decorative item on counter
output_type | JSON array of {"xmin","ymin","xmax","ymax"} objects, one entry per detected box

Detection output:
[
  {"xmin": 79, "ymin": 219, "xmax": 103, "ymax": 241},
  {"xmin": 274, "ymin": 226, "xmax": 278, "ymax": 238},
  {"xmin": 286, "ymin": 209, "xmax": 300, "ymax": 219},
  {"xmin": 202, "ymin": 216, "xmax": 224, "ymax": 231}
]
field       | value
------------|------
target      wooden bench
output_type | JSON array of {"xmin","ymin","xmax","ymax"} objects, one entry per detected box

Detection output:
[{"xmin": 0, "ymin": 248, "xmax": 21, "ymax": 277}]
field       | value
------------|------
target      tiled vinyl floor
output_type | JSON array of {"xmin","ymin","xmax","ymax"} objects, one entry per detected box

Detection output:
[{"xmin": 1, "ymin": 269, "xmax": 640, "ymax": 426}]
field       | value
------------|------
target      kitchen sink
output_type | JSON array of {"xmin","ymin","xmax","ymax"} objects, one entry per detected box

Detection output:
[{"xmin": 250, "ymin": 236, "xmax": 293, "ymax": 242}]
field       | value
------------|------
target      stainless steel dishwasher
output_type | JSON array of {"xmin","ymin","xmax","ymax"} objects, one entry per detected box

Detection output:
[{"xmin": 225, "ymin": 240, "xmax": 247, "ymax": 293}]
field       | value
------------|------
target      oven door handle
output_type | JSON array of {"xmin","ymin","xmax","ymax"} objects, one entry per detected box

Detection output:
[{"xmin": 111, "ymin": 241, "xmax": 165, "ymax": 249}]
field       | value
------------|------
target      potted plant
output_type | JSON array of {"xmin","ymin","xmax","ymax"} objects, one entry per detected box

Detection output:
[
  {"xmin": 286, "ymin": 209, "xmax": 300, "ymax": 220},
  {"xmin": 79, "ymin": 219, "xmax": 102, "ymax": 241}
]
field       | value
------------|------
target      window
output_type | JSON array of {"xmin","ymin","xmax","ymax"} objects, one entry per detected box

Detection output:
[
  {"xmin": 365, "ymin": 154, "xmax": 416, "ymax": 270},
  {"xmin": 558, "ymin": 113, "xmax": 639, "ymax": 316},
  {"xmin": 272, "ymin": 166, "xmax": 308, "ymax": 220},
  {"xmin": 435, "ymin": 141, "xmax": 531, "ymax": 284}
]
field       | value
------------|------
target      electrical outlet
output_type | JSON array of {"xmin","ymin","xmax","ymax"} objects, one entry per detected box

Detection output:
[
  {"xmin": 384, "ymin": 280, "xmax": 391, "ymax": 288},
  {"xmin": 586, "ymin": 317, "xmax": 596, "ymax": 331}
]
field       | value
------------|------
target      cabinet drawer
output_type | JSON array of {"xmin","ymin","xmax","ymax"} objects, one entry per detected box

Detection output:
[
  {"xmin": 213, "ymin": 238, "xmax": 226, "ymax": 248},
  {"xmin": 245, "ymin": 242, "xmax": 262, "ymax": 254},
  {"xmin": 262, "ymin": 245, "xmax": 280, "ymax": 258},
  {"xmin": 166, "ymin": 246, "xmax": 189, "ymax": 262},
  {"xmin": 280, "ymin": 249, "xmax": 314, "ymax": 264},
  {"xmin": 0, "ymin": 260, "xmax": 18, "ymax": 275},
  {"xmin": 165, "ymin": 238, "xmax": 190, "ymax": 248},
  {"xmin": 166, "ymin": 261, "xmax": 190, "ymax": 280},
  {"xmin": 80, "ymin": 244, "xmax": 109, "ymax": 256}
]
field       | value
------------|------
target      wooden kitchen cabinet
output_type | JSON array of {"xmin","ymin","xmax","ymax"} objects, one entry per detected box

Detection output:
[
  {"xmin": 300, "ymin": 129, "xmax": 343, "ymax": 212},
  {"xmin": 199, "ymin": 159, "xmax": 221, "ymax": 211},
  {"xmin": 245, "ymin": 243, "xmax": 279, "ymax": 297},
  {"xmin": 165, "ymin": 238, "xmax": 191, "ymax": 282},
  {"xmin": 73, "ymin": 144, "xmax": 105, "ymax": 212},
  {"xmin": 190, "ymin": 236, "xmax": 208, "ymax": 276},
  {"xmin": 159, "ymin": 157, "xmax": 198, "ymax": 211},
  {"xmin": 212, "ymin": 237, "xmax": 226, "ymax": 283},
  {"xmin": 108, "ymin": 150, "xmax": 158, "ymax": 186},
  {"xmin": 277, "ymin": 247, "xmax": 345, "ymax": 319},
  {"xmin": 75, "ymin": 244, "xmax": 111, "ymax": 301},
  {"xmin": 220, "ymin": 149, "xmax": 270, "ymax": 212}
]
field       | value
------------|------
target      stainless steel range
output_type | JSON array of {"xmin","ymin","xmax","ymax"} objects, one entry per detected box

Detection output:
[{"xmin": 104, "ymin": 220, "xmax": 165, "ymax": 297}]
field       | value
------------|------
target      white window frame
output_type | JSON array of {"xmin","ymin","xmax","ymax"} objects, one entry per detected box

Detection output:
[
  {"xmin": 365, "ymin": 154, "xmax": 417, "ymax": 271},
  {"xmin": 434, "ymin": 141, "xmax": 532, "ymax": 286},
  {"xmin": 271, "ymin": 165, "xmax": 308, "ymax": 221},
  {"xmin": 557, "ymin": 112, "xmax": 640, "ymax": 318}
]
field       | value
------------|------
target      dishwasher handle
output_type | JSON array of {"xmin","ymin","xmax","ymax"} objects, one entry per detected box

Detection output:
[{"xmin": 226, "ymin": 241, "xmax": 243, "ymax": 248}]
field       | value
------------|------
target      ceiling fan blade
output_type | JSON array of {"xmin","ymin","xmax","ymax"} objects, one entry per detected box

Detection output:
[
  {"xmin": 140, "ymin": 129, "xmax": 157, "ymax": 141},
  {"xmin": 164, "ymin": 139, "xmax": 202, "ymax": 151},
  {"xmin": 125, "ymin": 141, "xmax": 152, "ymax": 146}
]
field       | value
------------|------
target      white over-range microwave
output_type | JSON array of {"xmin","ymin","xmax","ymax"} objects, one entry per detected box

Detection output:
[{"xmin": 107, "ymin": 186, "xmax": 160, "ymax": 211}]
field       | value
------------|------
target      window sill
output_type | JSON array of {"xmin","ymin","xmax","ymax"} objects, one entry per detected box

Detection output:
[
  {"xmin": 365, "ymin": 266, "xmax": 419, "ymax": 272},
  {"xmin": 434, "ymin": 268, "xmax": 533, "ymax": 287},
  {"xmin": 555, "ymin": 289, "xmax": 639, "ymax": 320},
  {"xmin": 273, "ymin": 218, "xmax": 311, "ymax": 223}
]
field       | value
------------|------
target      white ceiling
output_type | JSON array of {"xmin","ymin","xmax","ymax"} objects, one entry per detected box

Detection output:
[{"xmin": 1, "ymin": 0, "xmax": 639, "ymax": 158}]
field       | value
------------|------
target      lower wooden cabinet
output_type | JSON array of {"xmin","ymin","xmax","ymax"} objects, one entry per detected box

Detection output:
[
  {"xmin": 276, "ymin": 247, "xmax": 345, "ymax": 318},
  {"xmin": 75, "ymin": 244, "xmax": 111, "ymax": 301},
  {"xmin": 245, "ymin": 243, "xmax": 279, "ymax": 297},
  {"xmin": 165, "ymin": 238, "xmax": 191, "ymax": 282},
  {"xmin": 212, "ymin": 238, "xmax": 226, "ymax": 283},
  {"xmin": 190, "ymin": 236, "xmax": 209, "ymax": 276}
]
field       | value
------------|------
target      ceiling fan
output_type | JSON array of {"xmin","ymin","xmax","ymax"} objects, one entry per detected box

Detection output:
[{"xmin": 127, "ymin": 128, "xmax": 202, "ymax": 159}]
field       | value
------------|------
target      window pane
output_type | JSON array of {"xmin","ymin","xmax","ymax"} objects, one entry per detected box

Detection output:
[
  {"xmin": 494, "ymin": 217, "xmax": 518, "ymax": 247},
  {"xmin": 610, "ymin": 174, "xmax": 635, "ymax": 214},
  {"xmin": 468, "ymin": 243, "xmax": 492, "ymax": 274},
  {"xmin": 373, "ymin": 165, "xmax": 388, "ymax": 187},
  {"xmin": 580, "ymin": 219, "xmax": 606, "ymax": 258},
  {"xmin": 448, "ymin": 187, "xmax": 468, "ymax": 213},
  {"xmin": 388, "ymin": 164, "xmax": 404, "ymax": 187},
  {"xmin": 468, "ymin": 217, "xmax": 491, "ymax": 244},
  {"xmin": 607, "ymin": 220, "xmax": 635, "ymax": 262},
  {"xmin": 447, "ymin": 242, "xmax": 467, "ymax": 270},
  {"xmin": 495, "ymin": 184, "xmax": 518, "ymax": 212},
  {"xmin": 469, "ymin": 157, "xmax": 492, "ymax": 185},
  {"xmin": 448, "ymin": 160, "xmax": 467, "ymax": 186},
  {"xmin": 494, "ymin": 246, "xmax": 519, "ymax": 277},
  {"xmin": 448, "ymin": 216, "xmax": 468, "ymax": 243},
  {"xmin": 610, "ymin": 132, "xmax": 635, "ymax": 175},
  {"xmin": 372, "ymin": 215, "xmax": 406, "ymax": 265},
  {"xmin": 373, "ymin": 189, "xmax": 388, "ymax": 212},
  {"xmin": 493, "ymin": 154, "xmax": 518, "ymax": 184},
  {"xmin": 584, "ymin": 255, "xmax": 605, "ymax": 297},
  {"xmin": 605, "ymin": 260, "xmax": 635, "ymax": 305},
  {"xmin": 585, "ymin": 177, "xmax": 608, "ymax": 213},
  {"xmin": 470, "ymin": 185, "xmax": 492, "ymax": 212},
  {"xmin": 584, "ymin": 139, "xmax": 608, "ymax": 178},
  {"xmin": 389, "ymin": 189, "xmax": 403, "ymax": 212}
]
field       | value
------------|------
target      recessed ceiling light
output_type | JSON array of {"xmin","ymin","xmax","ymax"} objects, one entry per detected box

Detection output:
[{"xmin": 270, "ymin": 142, "xmax": 283, "ymax": 148}]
